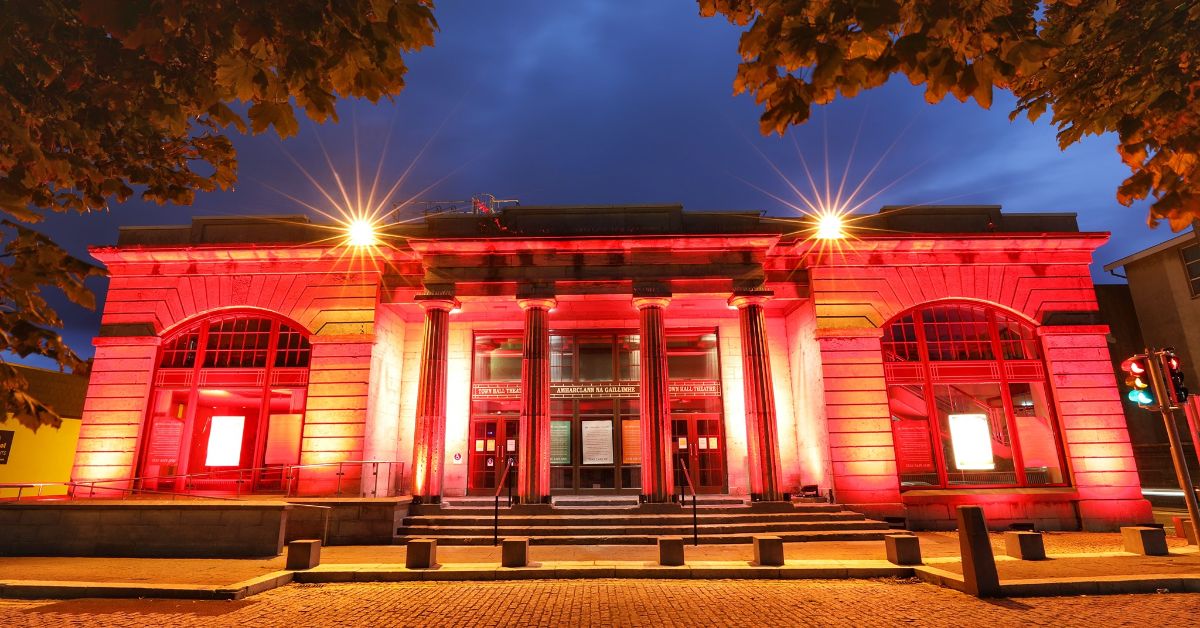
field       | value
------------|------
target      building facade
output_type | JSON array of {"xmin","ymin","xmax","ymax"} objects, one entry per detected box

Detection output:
[
  {"xmin": 1103, "ymin": 229, "xmax": 1200, "ymax": 493},
  {"xmin": 71, "ymin": 204, "xmax": 1151, "ymax": 529}
]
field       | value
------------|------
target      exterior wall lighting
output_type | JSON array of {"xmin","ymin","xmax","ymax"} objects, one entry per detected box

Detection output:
[
  {"xmin": 815, "ymin": 212, "xmax": 846, "ymax": 240},
  {"xmin": 347, "ymin": 219, "xmax": 378, "ymax": 247}
]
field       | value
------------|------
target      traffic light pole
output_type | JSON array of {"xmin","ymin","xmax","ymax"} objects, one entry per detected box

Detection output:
[{"xmin": 1149, "ymin": 349, "xmax": 1200, "ymax": 543}]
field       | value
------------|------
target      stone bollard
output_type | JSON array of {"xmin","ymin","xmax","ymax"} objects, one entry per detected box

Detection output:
[
  {"xmin": 1171, "ymin": 516, "xmax": 1188, "ymax": 538},
  {"xmin": 1121, "ymin": 526, "xmax": 1168, "ymax": 556},
  {"xmin": 1181, "ymin": 519, "xmax": 1198, "ymax": 545},
  {"xmin": 658, "ymin": 536, "xmax": 685, "ymax": 566},
  {"xmin": 884, "ymin": 534, "xmax": 922, "ymax": 565},
  {"xmin": 285, "ymin": 539, "xmax": 322, "ymax": 570},
  {"xmin": 405, "ymin": 538, "xmax": 438, "ymax": 569},
  {"xmin": 1003, "ymin": 531, "xmax": 1045, "ymax": 561},
  {"xmin": 752, "ymin": 535, "xmax": 785, "ymax": 566},
  {"xmin": 956, "ymin": 505, "xmax": 1001, "ymax": 598},
  {"xmin": 502, "ymin": 537, "xmax": 529, "ymax": 568}
]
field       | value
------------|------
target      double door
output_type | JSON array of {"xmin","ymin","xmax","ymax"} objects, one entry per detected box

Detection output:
[
  {"xmin": 671, "ymin": 413, "xmax": 726, "ymax": 494},
  {"xmin": 467, "ymin": 417, "xmax": 520, "ymax": 494}
]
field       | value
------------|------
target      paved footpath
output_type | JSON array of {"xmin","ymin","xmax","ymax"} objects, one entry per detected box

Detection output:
[{"xmin": 0, "ymin": 579, "xmax": 1195, "ymax": 627}]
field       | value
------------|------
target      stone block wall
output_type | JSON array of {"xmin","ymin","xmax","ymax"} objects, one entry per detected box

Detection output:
[
  {"xmin": 284, "ymin": 497, "xmax": 408, "ymax": 545},
  {"xmin": 0, "ymin": 502, "xmax": 289, "ymax": 557}
]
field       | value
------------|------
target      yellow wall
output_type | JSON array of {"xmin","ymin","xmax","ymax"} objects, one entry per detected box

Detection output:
[{"xmin": 0, "ymin": 416, "xmax": 81, "ymax": 498}]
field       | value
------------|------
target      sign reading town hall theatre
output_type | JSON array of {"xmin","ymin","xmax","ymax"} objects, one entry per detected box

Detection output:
[{"xmin": 471, "ymin": 380, "xmax": 721, "ymax": 400}]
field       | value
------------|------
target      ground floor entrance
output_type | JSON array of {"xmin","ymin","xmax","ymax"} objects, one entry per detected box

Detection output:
[{"xmin": 466, "ymin": 329, "xmax": 728, "ymax": 496}]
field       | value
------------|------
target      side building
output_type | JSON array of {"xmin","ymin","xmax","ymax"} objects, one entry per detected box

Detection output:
[
  {"xmin": 70, "ymin": 204, "xmax": 1151, "ymax": 530},
  {"xmin": 1103, "ymin": 228, "xmax": 1200, "ymax": 495}
]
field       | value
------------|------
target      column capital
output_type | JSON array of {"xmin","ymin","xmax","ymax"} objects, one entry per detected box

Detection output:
[
  {"xmin": 633, "ymin": 296, "xmax": 671, "ymax": 310},
  {"xmin": 518, "ymin": 297, "xmax": 557, "ymax": 311},
  {"xmin": 728, "ymin": 290, "xmax": 773, "ymax": 310},
  {"xmin": 415, "ymin": 294, "xmax": 459, "ymax": 312}
]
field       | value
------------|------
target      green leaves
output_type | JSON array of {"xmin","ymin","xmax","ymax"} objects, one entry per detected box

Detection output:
[{"xmin": 702, "ymin": 0, "xmax": 1200, "ymax": 229}]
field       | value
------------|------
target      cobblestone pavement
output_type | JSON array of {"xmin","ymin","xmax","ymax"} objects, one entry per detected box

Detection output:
[{"xmin": 0, "ymin": 579, "xmax": 1195, "ymax": 627}]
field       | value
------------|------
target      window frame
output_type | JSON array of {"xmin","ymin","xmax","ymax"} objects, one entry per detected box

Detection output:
[
  {"xmin": 138, "ymin": 311, "xmax": 312, "ymax": 492},
  {"xmin": 1181, "ymin": 243, "xmax": 1200, "ymax": 298},
  {"xmin": 882, "ymin": 302, "xmax": 1070, "ymax": 490}
]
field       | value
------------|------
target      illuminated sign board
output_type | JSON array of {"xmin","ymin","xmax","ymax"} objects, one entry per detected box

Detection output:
[
  {"xmin": 948, "ymin": 413, "xmax": 995, "ymax": 471},
  {"xmin": 471, "ymin": 380, "xmax": 721, "ymax": 400},
  {"xmin": 205, "ymin": 416, "xmax": 245, "ymax": 467}
]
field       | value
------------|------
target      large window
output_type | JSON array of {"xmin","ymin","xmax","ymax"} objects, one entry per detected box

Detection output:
[
  {"xmin": 140, "ymin": 312, "xmax": 311, "ymax": 493},
  {"xmin": 882, "ymin": 303, "xmax": 1067, "ymax": 489}
]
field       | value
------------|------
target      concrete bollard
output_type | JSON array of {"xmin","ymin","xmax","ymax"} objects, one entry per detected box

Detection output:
[
  {"xmin": 1003, "ymin": 531, "xmax": 1045, "ymax": 560},
  {"xmin": 1121, "ymin": 526, "xmax": 1169, "ymax": 556},
  {"xmin": 956, "ymin": 505, "xmax": 1001, "ymax": 598},
  {"xmin": 405, "ymin": 538, "xmax": 438, "ymax": 569},
  {"xmin": 501, "ymin": 537, "xmax": 529, "ymax": 568},
  {"xmin": 752, "ymin": 535, "xmax": 785, "ymax": 566},
  {"xmin": 658, "ymin": 536, "xmax": 685, "ymax": 566},
  {"xmin": 1181, "ymin": 519, "xmax": 1198, "ymax": 545},
  {"xmin": 1171, "ymin": 516, "xmax": 1188, "ymax": 538},
  {"xmin": 285, "ymin": 539, "xmax": 322, "ymax": 570},
  {"xmin": 884, "ymin": 534, "xmax": 922, "ymax": 565}
]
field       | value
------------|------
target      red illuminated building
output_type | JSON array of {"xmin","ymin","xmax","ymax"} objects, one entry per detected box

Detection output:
[{"xmin": 71, "ymin": 204, "xmax": 1152, "ymax": 530}]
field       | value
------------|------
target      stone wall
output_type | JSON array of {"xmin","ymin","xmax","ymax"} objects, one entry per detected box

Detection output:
[
  {"xmin": 0, "ymin": 501, "xmax": 289, "ymax": 557},
  {"xmin": 284, "ymin": 497, "xmax": 408, "ymax": 545}
]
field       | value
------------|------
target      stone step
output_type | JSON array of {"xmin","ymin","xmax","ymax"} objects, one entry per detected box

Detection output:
[
  {"xmin": 394, "ymin": 529, "xmax": 891, "ymax": 546},
  {"xmin": 408, "ymin": 503, "xmax": 843, "ymax": 517},
  {"xmin": 397, "ymin": 520, "xmax": 889, "ymax": 537},
  {"xmin": 402, "ymin": 511, "xmax": 873, "ymax": 527},
  {"xmin": 551, "ymin": 496, "xmax": 641, "ymax": 507}
]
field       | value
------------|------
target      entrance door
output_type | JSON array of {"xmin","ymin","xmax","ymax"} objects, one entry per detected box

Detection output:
[
  {"xmin": 671, "ymin": 400, "xmax": 726, "ymax": 494},
  {"xmin": 468, "ymin": 416, "xmax": 520, "ymax": 495}
]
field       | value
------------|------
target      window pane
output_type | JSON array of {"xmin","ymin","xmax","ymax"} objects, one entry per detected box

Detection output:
[
  {"xmin": 204, "ymin": 318, "xmax": 271, "ymax": 368},
  {"xmin": 888, "ymin": 385, "xmax": 940, "ymax": 487},
  {"xmin": 667, "ymin": 332, "xmax": 718, "ymax": 379},
  {"xmin": 933, "ymin": 383, "xmax": 1016, "ymax": 486},
  {"xmin": 550, "ymin": 335, "xmax": 574, "ymax": 382},
  {"xmin": 1010, "ymin": 382, "xmax": 1065, "ymax": 485},
  {"xmin": 473, "ymin": 335, "xmax": 522, "ymax": 382},
  {"xmin": 618, "ymin": 334, "xmax": 640, "ymax": 380},
  {"xmin": 160, "ymin": 331, "xmax": 200, "ymax": 368},
  {"xmin": 577, "ymin": 335, "xmax": 614, "ymax": 381},
  {"xmin": 882, "ymin": 314, "xmax": 920, "ymax": 362},
  {"xmin": 921, "ymin": 306, "xmax": 994, "ymax": 361}
]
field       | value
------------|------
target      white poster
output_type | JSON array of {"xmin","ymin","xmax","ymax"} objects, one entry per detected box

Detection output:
[
  {"xmin": 948, "ymin": 413, "xmax": 995, "ymax": 470},
  {"xmin": 205, "ymin": 415, "xmax": 245, "ymax": 467},
  {"xmin": 581, "ymin": 420, "xmax": 614, "ymax": 465}
]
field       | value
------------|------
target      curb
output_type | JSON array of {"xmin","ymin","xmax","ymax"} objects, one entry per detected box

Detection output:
[
  {"xmin": 291, "ymin": 562, "xmax": 915, "ymax": 584},
  {"xmin": 0, "ymin": 571, "xmax": 294, "ymax": 601}
]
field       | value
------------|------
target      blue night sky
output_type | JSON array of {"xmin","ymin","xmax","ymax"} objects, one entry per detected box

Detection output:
[{"xmin": 32, "ymin": 1, "xmax": 1185, "ymax": 364}]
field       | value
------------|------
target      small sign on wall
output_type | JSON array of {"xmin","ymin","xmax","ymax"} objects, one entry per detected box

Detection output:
[{"xmin": 0, "ymin": 430, "xmax": 13, "ymax": 464}]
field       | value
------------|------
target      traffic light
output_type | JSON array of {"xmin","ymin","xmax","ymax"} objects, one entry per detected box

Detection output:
[
  {"xmin": 1120, "ymin": 354, "xmax": 1156, "ymax": 407},
  {"xmin": 1161, "ymin": 349, "xmax": 1189, "ymax": 406}
]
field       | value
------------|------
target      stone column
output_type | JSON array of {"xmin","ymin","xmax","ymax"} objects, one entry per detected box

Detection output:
[
  {"xmin": 635, "ymin": 296, "xmax": 674, "ymax": 502},
  {"xmin": 517, "ymin": 297, "xmax": 555, "ymax": 504},
  {"xmin": 410, "ymin": 295, "xmax": 458, "ymax": 503},
  {"xmin": 730, "ymin": 291, "xmax": 785, "ymax": 502}
]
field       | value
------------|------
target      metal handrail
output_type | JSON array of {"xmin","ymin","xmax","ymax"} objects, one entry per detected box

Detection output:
[
  {"xmin": 71, "ymin": 460, "xmax": 404, "ymax": 499},
  {"xmin": 493, "ymin": 458, "xmax": 515, "ymax": 546},
  {"xmin": 678, "ymin": 461, "xmax": 699, "ymax": 546}
]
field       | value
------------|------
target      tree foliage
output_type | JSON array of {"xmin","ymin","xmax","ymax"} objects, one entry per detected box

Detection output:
[
  {"xmin": 0, "ymin": 0, "xmax": 437, "ymax": 428},
  {"xmin": 699, "ymin": 0, "xmax": 1200, "ymax": 230}
]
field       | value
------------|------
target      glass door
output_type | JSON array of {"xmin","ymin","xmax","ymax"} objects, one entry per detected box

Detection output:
[
  {"xmin": 671, "ymin": 398, "xmax": 726, "ymax": 494},
  {"xmin": 468, "ymin": 400, "xmax": 520, "ymax": 495}
]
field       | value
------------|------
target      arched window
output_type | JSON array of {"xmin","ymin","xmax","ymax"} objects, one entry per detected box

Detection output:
[
  {"xmin": 881, "ymin": 302, "xmax": 1067, "ymax": 489},
  {"xmin": 139, "ymin": 312, "xmax": 311, "ymax": 493}
]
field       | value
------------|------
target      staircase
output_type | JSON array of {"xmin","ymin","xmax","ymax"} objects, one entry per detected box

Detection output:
[{"xmin": 396, "ymin": 497, "xmax": 891, "ymax": 545}]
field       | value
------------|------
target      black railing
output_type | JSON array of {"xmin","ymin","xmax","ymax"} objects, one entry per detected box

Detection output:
[
  {"xmin": 493, "ymin": 458, "xmax": 515, "ymax": 546},
  {"xmin": 678, "ymin": 461, "xmax": 699, "ymax": 546}
]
